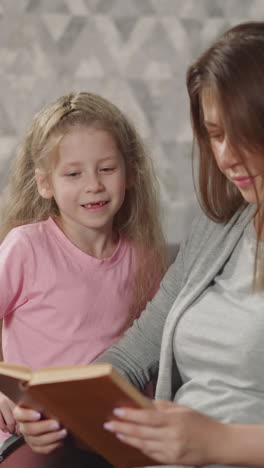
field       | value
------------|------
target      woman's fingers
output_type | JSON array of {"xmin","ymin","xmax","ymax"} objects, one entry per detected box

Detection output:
[
  {"xmin": 18, "ymin": 420, "xmax": 68, "ymax": 453},
  {"xmin": 13, "ymin": 405, "xmax": 67, "ymax": 454},
  {"xmin": 13, "ymin": 405, "xmax": 41, "ymax": 423},
  {"xmin": 112, "ymin": 407, "xmax": 165, "ymax": 426},
  {"xmin": 18, "ymin": 418, "xmax": 60, "ymax": 436},
  {"xmin": 104, "ymin": 414, "xmax": 173, "ymax": 464},
  {"xmin": 105, "ymin": 419, "xmax": 157, "ymax": 439},
  {"xmin": 24, "ymin": 427, "xmax": 68, "ymax": 449},
  {"xmin": 103, "ymin": 405, "xmax": 170, "ymax": 443}
]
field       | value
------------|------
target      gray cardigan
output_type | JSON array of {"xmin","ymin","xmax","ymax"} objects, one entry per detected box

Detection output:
[{"xmin": 97, "ymin": 204, "xmax": 255, "ymax": 467}]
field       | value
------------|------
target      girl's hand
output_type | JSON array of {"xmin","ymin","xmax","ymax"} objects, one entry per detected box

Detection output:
[
  {"xmin": 13, "ymin": 405, "xmax": 68, "ymax": 454},
  {"xmin": 0, "ymin": 391, "xmax": 16, "ymax": 434},
  {"xmin": 104, "ymin": 400, "xmax": 229, "ymax": 466}
]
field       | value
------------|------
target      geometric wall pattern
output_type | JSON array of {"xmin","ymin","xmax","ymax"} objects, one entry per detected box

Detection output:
[{"xmin": 0, "ymin": 0, "xmax": 263, "ymax": 242}]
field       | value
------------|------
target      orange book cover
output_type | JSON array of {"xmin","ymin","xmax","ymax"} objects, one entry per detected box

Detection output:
[{"xmin": 0, "ymin": 362, "xmax": 158, "ymax": 468}]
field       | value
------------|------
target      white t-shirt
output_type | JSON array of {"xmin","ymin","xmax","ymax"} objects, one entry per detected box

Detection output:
[{"xmin": 174, "ymin": 221, "xmax": 264, "ymax": 425}]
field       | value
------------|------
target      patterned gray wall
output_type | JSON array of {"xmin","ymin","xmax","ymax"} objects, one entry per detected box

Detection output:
[{"xmin": 0, "ymin": 0, "xmax": 263, "ymax": 243}]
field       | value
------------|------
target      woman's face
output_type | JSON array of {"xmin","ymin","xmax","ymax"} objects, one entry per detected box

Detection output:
[{"xmin": 202, "ymin": 90, "xmax": 264, "ymax": 205}]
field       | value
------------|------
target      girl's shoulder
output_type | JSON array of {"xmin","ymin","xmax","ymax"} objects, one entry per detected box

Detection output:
[
  {"xmin": 1, "ymin": 218, "xmax": 52, "ymax": 250},
  {"xmin": 119, "ymin": 236, "xmax": 147, "ymax": 263},
  {"xmin": 109, "ymin": 234, "xmax": 137, "ymax": 264}
]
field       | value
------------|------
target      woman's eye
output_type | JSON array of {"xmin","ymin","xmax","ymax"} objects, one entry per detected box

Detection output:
[{"xmin": 209, "ymin": 133, "xmax": 223, "ymax": 141}]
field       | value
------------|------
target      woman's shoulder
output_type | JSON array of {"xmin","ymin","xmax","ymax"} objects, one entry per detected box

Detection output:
[
  {"xmin": 183, "ymin": 203, "xmax": 254, "ymax": 264},
  {"xmin": 188, "ymin": 203, "xmax": 253, "ymax": 241}
]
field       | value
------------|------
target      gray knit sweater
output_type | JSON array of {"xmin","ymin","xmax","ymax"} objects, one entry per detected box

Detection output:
[{"xmin": 98, "ymin": 204, "xmax": 257, "ymax": 468}]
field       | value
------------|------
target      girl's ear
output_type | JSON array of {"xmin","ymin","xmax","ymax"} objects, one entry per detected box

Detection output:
[{"xmin": 35, "ymin": 169, "xmax": 53, "ymax": 199}]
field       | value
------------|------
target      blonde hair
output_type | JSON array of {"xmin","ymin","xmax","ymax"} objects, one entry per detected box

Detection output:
[{"xmin": 1, "ymin": 91, "xmax": 167, "ymax": 313}]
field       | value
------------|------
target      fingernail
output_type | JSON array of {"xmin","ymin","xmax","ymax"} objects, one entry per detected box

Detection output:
[
  {"xmin": 116, "ymin": 433, "xmax": 125, "ymax": 440},
  {"xmin": 50, "ymin": 421, "xmax": 60, "ymax": 430},
  {"xmin": 31, "ymin": 412, "xmax": 41, "ymax": 420},
  {"xmin": 103, "ymin": 422, "xmax": 113, "ymax": 431},
  {"xmin": 113, "ymin": 408, "xmax": 124, "ymax": 417},
  {"xmin": 58, "ymin": 428, "xmax": 67, "ymax": 437}
]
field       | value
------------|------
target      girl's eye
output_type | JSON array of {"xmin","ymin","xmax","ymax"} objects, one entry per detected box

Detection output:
[
  {"xmin": 100, "ymin": 167, "xmax": 114, "ymax": 173},
  {"xmin": 66, "ymin": 172, "xmax": 80, "ymax": 177}
]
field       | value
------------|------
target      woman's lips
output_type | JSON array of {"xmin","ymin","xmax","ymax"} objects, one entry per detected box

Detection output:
[{"xmin": 232, "ymin": 175, "xmax": 257, "ymax": 189}]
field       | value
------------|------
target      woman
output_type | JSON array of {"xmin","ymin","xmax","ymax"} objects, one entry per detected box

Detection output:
[{"xmin": 14, "ymin": 21, "xmax": 264, "ymax": 467}]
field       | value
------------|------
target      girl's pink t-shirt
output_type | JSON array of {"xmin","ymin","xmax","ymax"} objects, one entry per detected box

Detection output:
[{"xmin": 0, "ymin": 218, "xmax": 139, "ymax": 370}]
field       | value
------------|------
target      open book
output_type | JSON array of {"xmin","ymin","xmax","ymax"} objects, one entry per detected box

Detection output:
[{"xmin": 0, "ymin": 362, "xmax": 158, "ymax": 468}]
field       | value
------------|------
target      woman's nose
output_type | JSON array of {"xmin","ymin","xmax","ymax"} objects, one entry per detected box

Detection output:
[{"xmin": 216, "ymin": 140, "xmax": 240, "ymax": 169}]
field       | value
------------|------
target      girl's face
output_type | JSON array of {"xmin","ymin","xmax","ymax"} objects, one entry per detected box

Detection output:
[
  {"xmin": 202, "ymin": 90, "xmax": 264, "ymax": 205},
  {"xmin": 36, "ymin": 125, "xmax": 127, "ymax": 250}
]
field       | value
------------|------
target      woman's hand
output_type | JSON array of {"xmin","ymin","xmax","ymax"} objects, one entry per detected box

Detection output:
[
  {"xmin": 104, "ymin": 400, "xmax": 229, "ymax": 466},
  {"xmin": 0, "ymin": 391, "xmax": 16, "ymax": 434},
  {"xmin": 13, "ymin": 405, "xmax": 67, "ymax": 454}
]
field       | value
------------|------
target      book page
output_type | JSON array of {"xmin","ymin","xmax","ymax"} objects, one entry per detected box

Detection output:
[{"xmin": 30, "ymin": 363, "xmax": 116, "ymax": 385}]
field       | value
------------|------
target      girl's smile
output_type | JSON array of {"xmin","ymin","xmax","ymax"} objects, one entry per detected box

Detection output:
[{"xmin": 81, "ymin": 200, "xmax": 109, "ymax": 210}]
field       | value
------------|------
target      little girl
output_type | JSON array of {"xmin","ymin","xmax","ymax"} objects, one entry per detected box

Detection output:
[{"xmin": 0, "ymin": 91, "xmax": 167, "ymax": 438}]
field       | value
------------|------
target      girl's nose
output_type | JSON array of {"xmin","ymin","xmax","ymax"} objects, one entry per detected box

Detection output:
[{"xmin": 84, "ymin": 173, "xmax": 103, "ymax": 192}]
